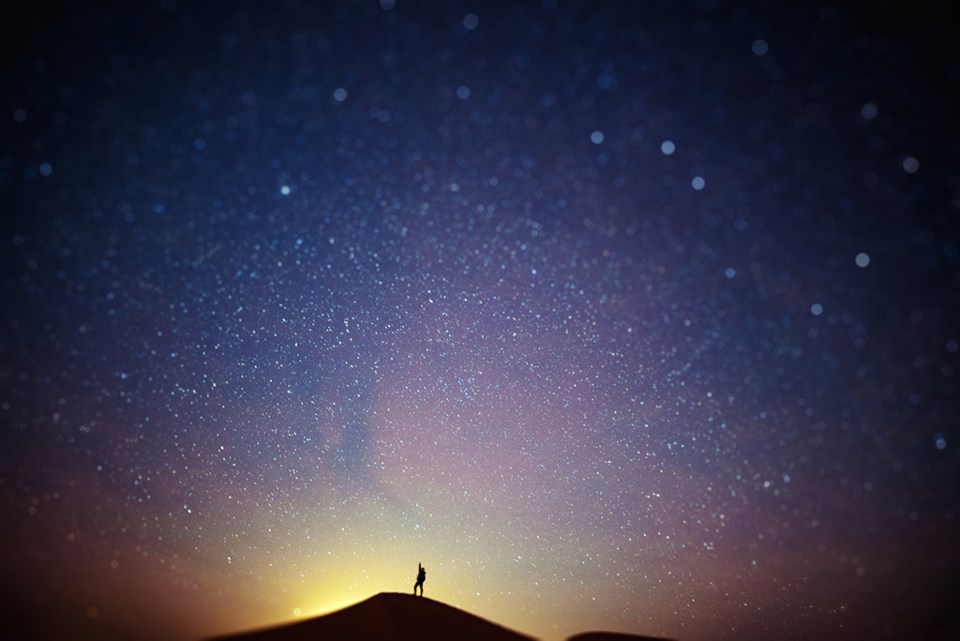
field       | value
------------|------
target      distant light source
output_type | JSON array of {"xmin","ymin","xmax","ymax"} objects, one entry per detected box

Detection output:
[
  {"xmin": 590, "ymin": 130, "xmax": 604, "ymax": 144},
  {"xmin": 660, "ymin": 140, "xmax": 675, "ymax": 155}
]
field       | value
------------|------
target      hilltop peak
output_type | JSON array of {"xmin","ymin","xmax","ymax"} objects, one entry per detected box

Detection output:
[{"xmin": 211, "ymin": 592, "xmax": 535, "ymax": 641}]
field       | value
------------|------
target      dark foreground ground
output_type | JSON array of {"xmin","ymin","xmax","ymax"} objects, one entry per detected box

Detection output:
[{"xmin": 209, "ymin": 593, "xmax": 674, "ymax": 641}]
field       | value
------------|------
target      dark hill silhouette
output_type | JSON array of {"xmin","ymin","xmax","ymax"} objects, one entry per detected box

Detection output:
[
  {"xmin": 209, "ymin": 592, "xmax": 536, "ymax": 641},
  {"xmin": 567, "ymin": 633, "xmax": 676, "ymax": 641}
]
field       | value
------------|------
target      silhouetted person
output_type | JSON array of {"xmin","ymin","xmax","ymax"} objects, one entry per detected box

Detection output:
[{"xmin": 413, "ymin": 562, "xmax": 426, "ymax": 596}]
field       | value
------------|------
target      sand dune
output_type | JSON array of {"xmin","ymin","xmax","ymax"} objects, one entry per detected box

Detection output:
[
  {"xmin": 209, "ymin": 592, "xmax": 673, "ymax": 641},
  {"xmin": 209, "ymin": 592, "xmax": 536, "ymax": 641}
]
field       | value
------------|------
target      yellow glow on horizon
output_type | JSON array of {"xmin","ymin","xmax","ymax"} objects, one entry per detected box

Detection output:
[
  {"xmin": 297, "ymin": 593, "xmax": 362, "ymax": 619},
  {"xmin": 201, "ymin": 477, "xmax": 674, "ymax": 641}
]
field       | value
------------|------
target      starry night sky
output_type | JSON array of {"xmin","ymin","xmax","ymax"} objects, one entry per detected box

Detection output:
[{"xmin": 2, "ymin": 2, "xmax": 959, "ymax": 640}]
